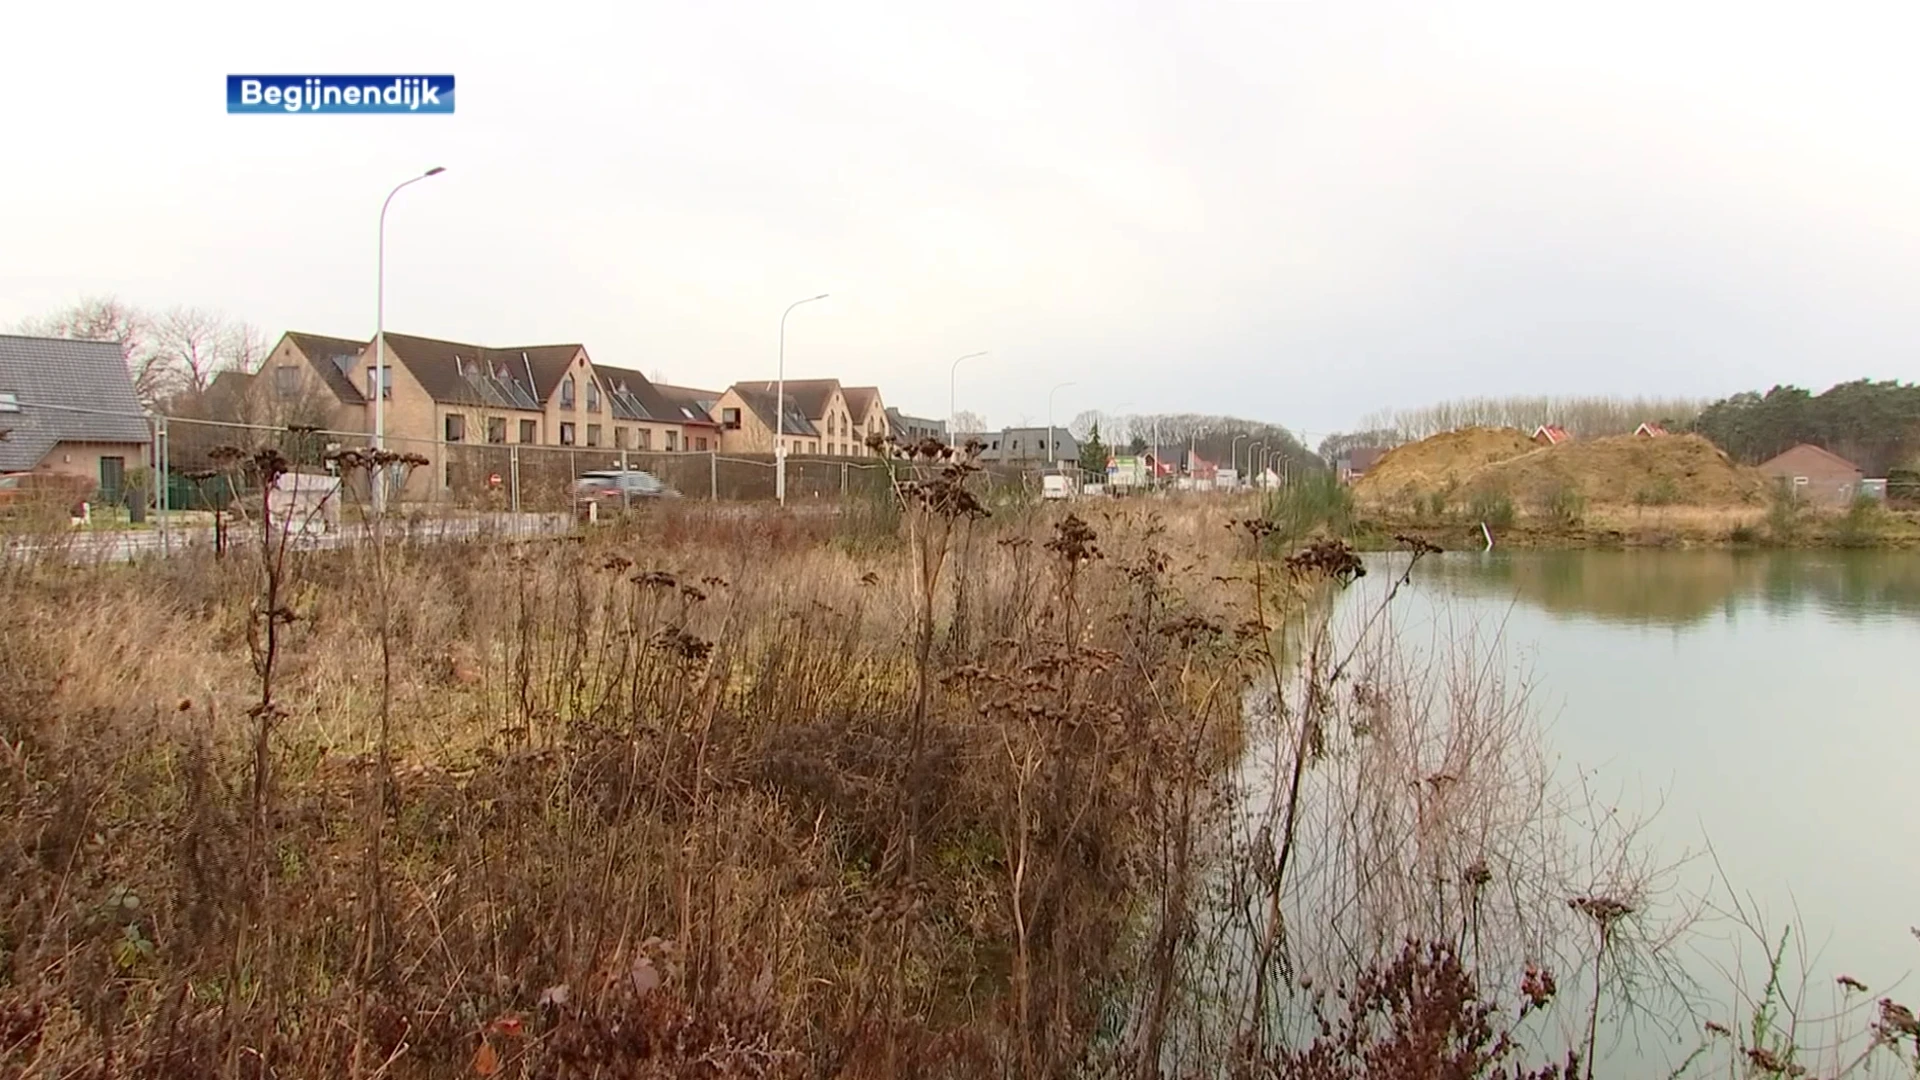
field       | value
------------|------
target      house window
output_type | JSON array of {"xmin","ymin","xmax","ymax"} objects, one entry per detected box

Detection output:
[
  {"xmin": 560, "ymin": 422, "xmax": 576, "ymax": 446},
  {"xmin": 487, "ymin": 417, "xmax": 506, "ymax": 444},
  {"xmin": 639, "ymin": 428, "xmax": 652, "ymax": 450},
  {"xmin": 444, "ymin": 414, "xmax": 466, "ymax": 442},
  {"xmin": 586, "ymin": 424, "xmax": 601, "ymax": 447},
  {"xmin": 809, "ymin": 441, "xmax": 818, "ymax": 454},
  {"xmin": 615, "ymin": 427, "xmax": 628, "ymax": 449},
  {"xmin": 519, "ymin": 419, "xmax": 538, "ymax": 443},
  {"xmin": 666, "ymin": 431, "xmax": 679, "ymax": 452},
  {"xmin": 560, "ymin": 376, "xmax": 576, "ymax": 408},
  {"xmin": 721, "ymin": 407, "xmax": 741, "ymax": 430},
  {"xmin": 694, "ymin": 437, "xmax": 708, "ymax": 452},
  {"xmin": 273, "ymin": 366, "xmax": 299, "ymax": 398},
  {"xmin": 365, "ymin": 365, "xmax": 392, "ymax": 400},
  {"xmin": 586, "ymin": 380, "xmax": 601, "ymax": 413}
]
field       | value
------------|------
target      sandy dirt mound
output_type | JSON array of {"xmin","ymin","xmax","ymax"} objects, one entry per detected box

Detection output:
[
  {"xmin": 1354, "ymin": 427, "xmax": 1538, "ymax": 500},
  {"xmin": 1469, "ymin": 433, "xmax": 1767, "ymax": 508}
]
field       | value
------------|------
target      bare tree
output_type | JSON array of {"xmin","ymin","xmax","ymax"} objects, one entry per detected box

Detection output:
[
  {"xmin": 14, "ymin": 296, "xmax": 168, "ymax": 405},
  {"xmin": 16, "ymin": 297, "xmax": 267, "ymax": 408},
  {"xmin": 1360, "ymin": 394, "xmax": 1708, "ymax": 440},
  {"xmin": 154, "ymin": 306, "xmax": 263, "ymax": 395},
  {"xmin": 951, "ymin": 409, "xmax": 988, "ymax": 435}
]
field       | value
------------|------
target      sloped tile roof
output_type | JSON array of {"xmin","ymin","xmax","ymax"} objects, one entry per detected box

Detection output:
[
  {"xmin": 0, "ymin": 335, "xmax": 150, "ymax": 472},
  {"xmin": 754, "ymin": 378, "xmax": 839, "ymax": 420},
  {"xmin": 654, "ymin": 384, "xmax": 721, "ymax": 427},
  {"xmin": 378, "ymin": 333, "xmax": 573, "ymax": 411},
  {"xmin": 841, "ymin": 385, "xmax": 882, "ymax": 421},
  {"xmin": 283, "ymin": 332, "xmax": 369, "ymax": 404},
  {"xmin": 729, "ymin": 384, "xmax": 819, "ymax": 438},
  {"xmin": 591, "ymin": 363, "xmax": 678, "ymax": 424}
]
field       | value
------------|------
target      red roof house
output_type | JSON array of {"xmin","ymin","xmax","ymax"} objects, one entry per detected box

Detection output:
[{"xmin": 1532, "ymin": 425, "xmax": 1571, "ymax": 446}]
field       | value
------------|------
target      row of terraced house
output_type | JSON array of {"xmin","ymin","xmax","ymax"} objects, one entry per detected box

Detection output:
[{"xmin": 193, "ymin": 330, "xmax": 947, "ymax": 499}]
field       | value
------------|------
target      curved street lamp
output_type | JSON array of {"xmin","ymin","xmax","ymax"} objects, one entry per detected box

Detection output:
[
  {"xmin": 1047, "ymin": 381, "xmax": 1077, "ymax": 467},
  {"xmin": 373, "ymin": 165, "xmax": 445, "ymax": 513},
  {"xmin": 775, "ymin": 293, "xmax": 829, "ymax": 506},
  {"xmin": 947, "ymin": 351, "xmax": 988, "ymax": 440}
]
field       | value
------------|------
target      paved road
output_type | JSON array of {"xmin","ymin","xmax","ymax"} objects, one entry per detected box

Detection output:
[{"xmin": 4, "ymin": 511, "xmax": 575, "ymax": 563}]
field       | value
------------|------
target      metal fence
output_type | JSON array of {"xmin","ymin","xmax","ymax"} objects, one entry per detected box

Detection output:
[
  {"xmin": 156, "ymin": 414, "xmax": 920, "ymax": 513},
  {"xmin": 5, "ymin": 400, "xmax": 1131, "ymax": 561}
]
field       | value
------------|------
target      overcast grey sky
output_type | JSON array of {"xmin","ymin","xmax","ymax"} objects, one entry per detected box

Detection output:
[{"xmin": 5, "ymin": 1, "xmax": 1917, "ymax": 437}]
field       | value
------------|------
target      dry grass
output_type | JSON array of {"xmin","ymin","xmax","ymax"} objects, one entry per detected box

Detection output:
[
  {"xmin": 1356, "ymin": 427, "xmax": 1540, "ymax": 499},
  {"xmin": 0, "ymin": 470, "xmax": 1271, "ymax": 1077},
  {"xmin": 3, "ymin": 452, "xmax": 1907, "ymax": 1078}
]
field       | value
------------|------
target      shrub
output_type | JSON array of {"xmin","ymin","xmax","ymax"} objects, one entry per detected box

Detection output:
[
  {"xmin": 1265, "ymin": 470, "xmax": 1353, "ymax": 542},
  {"xmin": 1541, "ymin": 481, "xmax": 1586, "ymax": 527},
  {"xmin": 1765, "ymin": 481, "xmax": 1807, "ymax": 545},
  {"xmin": 1467, "ymin": 486, "xmax": 1517, "ymax": 530},
  {"xmin": 1634, "ymin": 477, "xmax": 1682, "ymax": 509},
  {"xmin": 1835, "ymin": 493, "xmax": 1885, "ymax": 549}
]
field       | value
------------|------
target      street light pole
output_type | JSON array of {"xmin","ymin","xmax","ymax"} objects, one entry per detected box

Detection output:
[
  {"xmin": 374, "ymin": 165, "xmax": 445, "ymax": 515},
  {"xmin": 1250, "ymin": 441, "xmax": 1265, "ymax": 489},
  {"xmin": 775, "ymin": 293, "xmax": 829, "ymax": 506},
  {"xmin": 947, "ymin": 350, "xmax": 988, "ymax": 441},
  {"xmin": 1232, "ymin": 434, "xmax": 1248, "ymax": 486},
  {"xmin": 1047, "ymin": 381, "xmax": 1076, "ymax": 467}
]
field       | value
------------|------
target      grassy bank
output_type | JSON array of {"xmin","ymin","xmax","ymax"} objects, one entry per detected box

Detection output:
[
  {"xmin": 0, "ymin": 452, "xmax": 1278, "ymax": 1077},
  {"xmin": 3, "ymin": 444, "xmax": 1913, "ymax": 1078},
  {"xmin": 1352, "ymin": 498, "xmax": 1920, "ymax": 550}
]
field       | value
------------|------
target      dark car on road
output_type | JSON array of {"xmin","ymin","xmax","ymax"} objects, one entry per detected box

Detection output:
[{"xmin": 571, "ymin": 470, "xmax": 678, "ymax": 512}]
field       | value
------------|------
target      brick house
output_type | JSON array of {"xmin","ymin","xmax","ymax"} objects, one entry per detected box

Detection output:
[
  {"xmin": 712, "ymin": 379, "xmax": 881, "ymax": 457},
  {"xmin": 838, "ymin": 386, "xmax": 890, "ymax": 455},
  {"xmin": 652, "ymin": 384, "xmax": 724, "ymax": 452},
  {"xmin": 1757, "ymin": 444, "xmax": 1865, "ymax": 506},
  {"xmin": 1532, "ymin": 425, "xmax": 1571, "ymax": 446},
  {"xmin": 0, "ymin": 335, "xmax": 151, "ymax": 503},
  {"xmin": 1335, "ymin": 446, "xmax": 1386, "ymax": 484},
  {"xmin": 712, "ymin": 384, "xmax": 820, "ymax": 455}
]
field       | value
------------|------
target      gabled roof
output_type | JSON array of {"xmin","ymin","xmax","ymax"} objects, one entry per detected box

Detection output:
[
  {"xmin": 754, "ymin": 378, "xmax": 841, "ymax": 420},
  {"xmin": 1759, "ymin": 443, "xmax": 1863, "ymax": 475},
  {"xmin": 1634, "ymin": 422, "xmax": 1669, "ymax": 437},
  {"xmin": 653, "ymin": 383, "xmax": 721, "ymax": 428},
  {"xmin": 0, "ymin": 335, "xmax": 150, "ymax": 472},
  {"xmin": 282, "ymin": 331, "xmax": 368, "ymax": 405},
  {"xmin": 1341, "ymin": 446, "xmax": 1387, "ymax": 472},
  {"xmin": 379, "ymin": 333, "xmax": 577, "ymax": 410},
  {"xmin": 727, "ymin": 384, "xmax": 819, "ymax": 438},
  {"xmin": 841, "ymin": 386, "xmax": 883, "ymax": 420},
  {"xmin": 590, "ymin": 363, "xmax": 677, "ymax": 424},
  {"xmin": 1532, "ymin": 425, "xmax": 1570, "ymax": 444}
]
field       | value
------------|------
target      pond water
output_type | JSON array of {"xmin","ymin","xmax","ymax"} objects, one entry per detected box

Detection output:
[{"xmin": 1374, "ymin": 549, "xmax": 1920, "ymax": 1075}]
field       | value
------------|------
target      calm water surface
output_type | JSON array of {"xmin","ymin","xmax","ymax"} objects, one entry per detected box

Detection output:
[{"xmin": 1375, "ymin": 549, "xmax": 1920, "ymax": 1074}]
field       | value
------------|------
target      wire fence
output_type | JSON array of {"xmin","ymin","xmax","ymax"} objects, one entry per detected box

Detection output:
[{"xmin": 6, "ymin": 402, "xmax": 1229, "ymax": 562}]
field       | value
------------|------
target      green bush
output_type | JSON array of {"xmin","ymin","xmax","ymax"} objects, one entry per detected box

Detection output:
[
  {"xmin": 1764, "ymin": 481, "xmax": 1807, "ymax": 545},
  {"xmin": 1540, "ymin": 481, "xmax": 1586, "ymax": 527},
  {"xmin": 1466, "ymin": 487, "xmax": 1516, "ymax": 530},
  {"xmin": 1264, "ymin": 470, "xmax": 1352, "ymax": 543},
  {"xmin": 1834, "ymin": 493, "xmax": 1885, "ymax": 549},
  {"xmin": 1634, "ymin": 477, "xmax": 1682, "ymax": 509}
]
